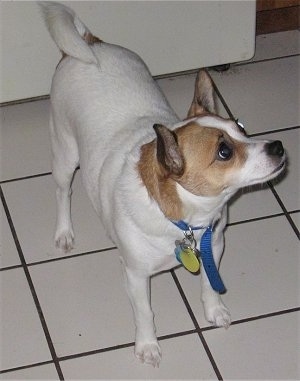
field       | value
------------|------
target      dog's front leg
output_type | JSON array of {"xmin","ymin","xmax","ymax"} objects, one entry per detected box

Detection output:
[
  {"xmin": 201, "ymin": 207, "xmax": 231, "ymax": 328},
  {"xmin": 123, "ymin": 266, "xmax": 161, "ymax": 367}
]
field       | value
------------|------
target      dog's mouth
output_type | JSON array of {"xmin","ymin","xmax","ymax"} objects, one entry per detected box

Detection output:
[
  {"xmin": 246, "ymin": 158, "xmax": 287, "ymax": 187},
  {"xmin": 271, "ymin": 159, "xmax": 286, "ymax": 175}
]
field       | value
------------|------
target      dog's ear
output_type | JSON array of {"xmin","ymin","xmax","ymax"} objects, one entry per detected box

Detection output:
[
  {"xmin": 153, "ymin": 124, "xmax": 184, "ymax": 176},
  {"xmin": 187, "ymin": 69, "xmax": 216, "ymax": 117}
]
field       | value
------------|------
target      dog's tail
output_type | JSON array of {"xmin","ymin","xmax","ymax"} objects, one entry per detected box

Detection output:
[{"xmin": 39, "ymin": 1, "xmax": 100, "ymax": 65}]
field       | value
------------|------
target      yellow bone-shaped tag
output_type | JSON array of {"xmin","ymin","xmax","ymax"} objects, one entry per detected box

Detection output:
[{"xmin": 176, "ymin": 246, "xmax": 200, "ymax": 273}]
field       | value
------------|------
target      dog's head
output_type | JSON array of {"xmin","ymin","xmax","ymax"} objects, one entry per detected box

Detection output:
[{"xmin": 139, "ymin": 69, "xmax": 286, "ymax": 219}]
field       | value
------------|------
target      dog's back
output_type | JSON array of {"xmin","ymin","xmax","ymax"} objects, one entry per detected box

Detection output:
[{"xmin": 40, "ymin": 2, "xmax": 178, "ymax": 207}]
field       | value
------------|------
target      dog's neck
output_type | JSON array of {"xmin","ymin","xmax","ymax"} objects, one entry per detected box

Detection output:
[
  {"xmin": 176, "ymin": 183, "xmax": 234, "ymax": 227},
  {"xmin": 138, "ymin": 140, "xmax": 234, "ymax": 225}
]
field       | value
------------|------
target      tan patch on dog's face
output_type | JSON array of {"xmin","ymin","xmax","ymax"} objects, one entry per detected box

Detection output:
[
  {"xmin": 138, "ymin": 120, "xmax": 248, "ymax": 220},
  {"xmin": 176, "ymin": 122, "xmax": 248, "ymax": 196}
]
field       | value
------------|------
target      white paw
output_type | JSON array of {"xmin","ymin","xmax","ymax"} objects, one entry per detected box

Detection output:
[
  {"xmin": 135, "ymin": 341, "xmax": 162, "ymax": 368},
  {"xmin": 204, "ymin": 300, "xmax": 231, "ymax": 329},
  {"xmin": 55, "ymin": 230, "xmax": 74, "ymax": 252}
]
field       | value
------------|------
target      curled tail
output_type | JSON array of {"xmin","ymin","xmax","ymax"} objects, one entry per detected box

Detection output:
[{"xmin": 39, "ymin": 1, "xmax": 101, "ymax": 65}]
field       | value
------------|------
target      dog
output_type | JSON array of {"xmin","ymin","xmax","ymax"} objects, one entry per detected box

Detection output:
[{"xmin": 39, "ymin": 2, "xmax": 286, "ymax": 367}]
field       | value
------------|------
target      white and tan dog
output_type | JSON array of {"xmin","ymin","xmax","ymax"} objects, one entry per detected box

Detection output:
[{"xmin": 40, "ymin": 2, "xmax": 286, "ymax": 367}]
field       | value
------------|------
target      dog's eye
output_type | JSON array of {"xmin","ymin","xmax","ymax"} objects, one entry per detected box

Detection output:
[{"xmin": 217, "ymin": 142, "xmax": 233, "ymax": 161}]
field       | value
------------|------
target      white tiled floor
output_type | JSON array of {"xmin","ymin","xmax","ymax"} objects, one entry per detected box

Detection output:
[{"xmin": 1, "ymin": 31, "xmax": 299, "ymax": 380}]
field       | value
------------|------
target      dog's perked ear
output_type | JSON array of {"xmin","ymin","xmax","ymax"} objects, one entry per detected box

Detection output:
[
  {"xmin": 153, "ymin": 124, "xmax": 185, "ymax": 176},
  {"xmin": 187, "ymin": 69, "xmax": 216, "ymax": 117}
]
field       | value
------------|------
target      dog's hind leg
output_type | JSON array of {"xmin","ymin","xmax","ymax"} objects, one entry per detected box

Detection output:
[{"xmin": 50, "ymin": 112, "xmax": 79, "ymax": 252}]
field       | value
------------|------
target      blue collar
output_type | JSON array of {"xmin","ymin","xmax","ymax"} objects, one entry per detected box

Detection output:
[{"xmin": 172, "ymin": 220, "xmax": 226, "ymax": 294}]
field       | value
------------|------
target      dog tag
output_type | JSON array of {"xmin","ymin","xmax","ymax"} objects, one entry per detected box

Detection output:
[{"xmin": 175, "ymin": 241, "xmax": 200, "ymax": 274}]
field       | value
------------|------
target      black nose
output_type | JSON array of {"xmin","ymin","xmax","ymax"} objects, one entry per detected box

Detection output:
[{"xmin": 266, "ymin": 140, "xmax": 284, "ymax": 157}]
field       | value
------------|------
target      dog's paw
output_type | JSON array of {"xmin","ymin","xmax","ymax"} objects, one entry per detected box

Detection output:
[
  {"xmin": 135, "ymin": 341, "xmax": 162, "ymax": 368},
  {"xmin": 55, "ymin": 230, "xmax": 74, "ymax": 252},
  {"xmin": 204, "ymin": 299, "xmax": 231, "ymax": 329}
]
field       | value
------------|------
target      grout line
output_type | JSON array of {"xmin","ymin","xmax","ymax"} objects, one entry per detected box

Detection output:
[
  {"xmin": 158, "ymin": 328, "xmax": 197, "ymax": 342},
  {"xmin": 226, "ymin": 210, "xmax": 296, "ymax": 227},
  {"xmin": 0, "ymin": 247, "xmax": 118, "ymax": 272},
  {"xmin": 0, "ymin": 172, "xmax": 52, "ymax": 185},
  {"xmin": 227, "ymin": 211, "xmax": 285, "ymax": 227},
  {"xmin": 58, "ymin": 341, "xmax": 135, "ymax": 362},
  {"xmin": 58, "ymin": 329, "xmax": 198, "ymax": 363},
  {"xmin": 26, "ymin": 246, "xmax": 118, "ymax": 267},
  {"xmin": 0, "ymin": 94, "xmax": 50, "ymax": 108},
  {"xmin": 201, "ymin": 307, "xmax": 300, "ymax": 332},
  {"xmin": 0, "ymin": 329, "xmax": 196, "ymax": 373},
  {"xmin": 0, "ymin": 263, "xmax": 23, "ymax": 272},
  {"xmin": 59, "ymin": 306, "xmax": 300, "ymax": 363},
  {"xmin": 170, "ymin": 270, "xmax": 223, "ymax": 380},
  {"xmin": 211, "ymin": 79, "xmax": 236, "ymax": 121},
  {"xmin": 227, "ymin": 209, "xmax": 300, "ymax": 227},
  {"xmin": 2, "ymin": 306, "xmax": 299, "ymax": 373},
  {"xmin": 231, "ymin": 306, "xmax": 300, "ymax": 326},
  {"xmin": 268, "ymin": 182, "xmax": 300, "ymax": 240},
  {"xmin": 0, "ymin": 360, "xmax": 54, "ymax": 375},
  {"xmin": 289, "ymin": 209, "xmax": 300, "ymax": 216},
  {"xmin": 0, "ymin": 186, "xmax": 65, "ymax": 381},
  {"xmin": 0, "ymin": 247, "xmax": 117, "ymax": 272},
  {"xmin": 249, "ymin": 125, "xmax": 299, "ymax": 138}
]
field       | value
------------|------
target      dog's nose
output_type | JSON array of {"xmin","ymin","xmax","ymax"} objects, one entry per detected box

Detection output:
[{"xmin": 266, "ymin": 140, "xmax": 284, "ymax": 157}]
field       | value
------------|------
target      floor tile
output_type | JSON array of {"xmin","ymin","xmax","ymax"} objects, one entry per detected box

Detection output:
[
  {"xmin": 60, "ymin": 333, "xmax": 217, "ymax": 380},
  {"xmin": 29, "ymin": 251, "xmax": 194, "ymax": 358},
  {"xmin": 0, "ymin": 363, "xmax": 59, "ymax": 380},
  {"xmin": 175, "ymin": 215, "xmax": 299, "ymax": 328},
  {"xmin": 0, "ymin": 202, "xmax": 20, "ymax": 269},
  {"xmin": 227, "ymin": 184, "xmax": 282, "ymax": 224},
  {"xmin": 203, "ymin": 311, "xmax": 300, "ymax": 380},
  {"xmin": 210, "ymin": 56, "xmax": 300, "ymax": 134},
  {"xmin": 0, "ymin": 269, "xmax": 51, "ymax": 371},
  {"xmin": 0, "ymin": 100, "xmax": 51, "ymax": 182},
  {"xmin": 263, "ymin": 128, "xmax": 300, "ymax": 212},
  {"xmin": 29, "ymin": 250, "xmax": 134, "ymax": 358},
  {"xmin": 1, "ymin": 174, "xmax": 114, "ymax": 264}
]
